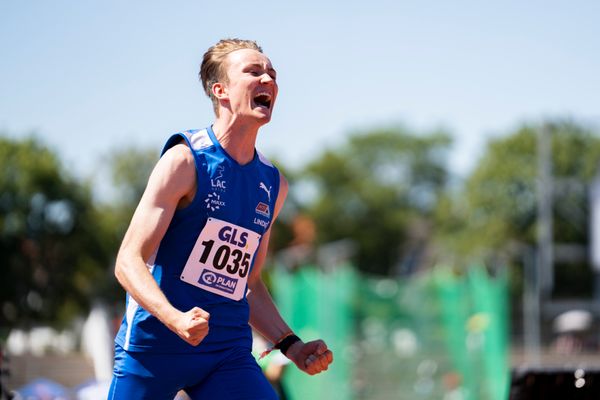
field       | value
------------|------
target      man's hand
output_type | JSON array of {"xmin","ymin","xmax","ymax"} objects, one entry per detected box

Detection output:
[
  {"xmin": 285, "ymin": 339, "xmax": 333, "ymax": 375},
  {"xmin": 169, "ymin": 307, "xmax": 210, "ymax": 346}
]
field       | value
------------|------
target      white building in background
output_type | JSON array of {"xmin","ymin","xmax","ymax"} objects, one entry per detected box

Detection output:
[{"xmin": 81, "ymin": 302, "xmax": 113, "ymax": 382}]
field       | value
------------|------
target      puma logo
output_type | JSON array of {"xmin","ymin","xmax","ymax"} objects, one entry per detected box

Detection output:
[{"xmin": 259, "ymin": 182, "xmax": 272, "ymax": 202}]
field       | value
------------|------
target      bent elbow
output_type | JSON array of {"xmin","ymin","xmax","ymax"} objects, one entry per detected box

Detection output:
[
  {"xmin": 114, "ymin": 252, "xmax": 130, "ymax": 286},
  {"xmin": 114, "ymin": 259, "xmax": 125, "ymax": 285}
]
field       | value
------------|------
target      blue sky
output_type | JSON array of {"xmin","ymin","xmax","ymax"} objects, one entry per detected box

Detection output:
[{"xmin": 2, "ymin": 1, "xmax": 599, "ymax": 187}]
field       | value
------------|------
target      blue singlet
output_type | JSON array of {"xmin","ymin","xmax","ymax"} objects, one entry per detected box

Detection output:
[{"xmin": 110, "ymin": 127, "xmax": 280, "ymax": 399}]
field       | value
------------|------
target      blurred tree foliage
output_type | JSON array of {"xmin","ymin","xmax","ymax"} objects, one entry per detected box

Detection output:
[
  {"xmin": 0, "ymin": 136, "xmax": 113, "ymax": 328},
  {"xmin": 434, "ymin": 120, "xmax": 600, "ymax": 294},
  {"xmin": 296, "ymin": 126, "xmax": 452, "ymax": 275},
  {"xmin": 0, "ymin": 138, "xmax": 160, "ymax": 328},
  {"xmin": 3, "ymin": 119, "xmax": 598, "ymax": 328},
  {"xmin": 96, "ymin": 147, "xmax": 158, "ymax": 252}
]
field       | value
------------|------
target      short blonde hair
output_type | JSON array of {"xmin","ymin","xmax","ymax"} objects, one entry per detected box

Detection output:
[{"xmin": 199, "ymin": 38, "xmax": 263, "ymax": 115}]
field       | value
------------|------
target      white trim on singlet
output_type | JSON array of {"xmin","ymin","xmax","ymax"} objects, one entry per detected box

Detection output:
[
  {"xmin": 187, "ymin": 129, "xmax": 213, "ymax": 151},
  {"xmin": 123, "ymin": 295, "xmax": 139, "ymax": 351},
  {"xmin": 123, "ymin": 251, "xmax": 157, "ymax": 350},
  {"xmin": 257, "ymin": 150, "xmax": 273, "ymax": 167}
]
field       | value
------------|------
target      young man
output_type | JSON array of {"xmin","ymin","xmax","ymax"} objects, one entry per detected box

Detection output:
[{"xmin": 108, "ymin": 39, "xmax": 333, "ymax": 399}]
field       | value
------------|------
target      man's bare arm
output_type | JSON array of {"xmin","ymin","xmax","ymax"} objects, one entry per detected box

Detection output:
[
  {"xmin": 114, "ymin": 143, "xmax": 210, "ymax": 346},
  {"xmin": 247, "ymin": 174, "xmax": 333, "ymax": 375}
]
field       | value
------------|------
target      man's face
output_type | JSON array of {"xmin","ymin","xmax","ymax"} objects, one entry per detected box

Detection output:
[{"xmin": 219, "ymin": 49, "xmax": 278, "ymax": 125}]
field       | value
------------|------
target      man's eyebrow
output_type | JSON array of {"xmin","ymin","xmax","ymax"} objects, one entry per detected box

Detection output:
[{"xmin": 245, "ymin": 63, "xmax": 277, "ymax": 75}]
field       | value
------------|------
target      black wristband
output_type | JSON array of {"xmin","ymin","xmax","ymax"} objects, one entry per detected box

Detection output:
[{"xmin": 275, "ymin": 334, "xmax": 301, "ymax": 356}]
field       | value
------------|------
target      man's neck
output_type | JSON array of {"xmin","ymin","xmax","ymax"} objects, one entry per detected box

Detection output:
[{"xmin": 212, "ymin": 116, "xmax": 260, "ymax": 166}]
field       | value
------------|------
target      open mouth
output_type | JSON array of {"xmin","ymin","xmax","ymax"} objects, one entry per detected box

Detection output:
[{"xmin": 253, "ymin": 92, "xmax": 272, "ymax": 109}]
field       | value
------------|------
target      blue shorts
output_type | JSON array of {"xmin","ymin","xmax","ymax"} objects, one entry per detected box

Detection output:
[{"xmin": 108, "ymin": 344, "xmax": 277, "ymax": 400}]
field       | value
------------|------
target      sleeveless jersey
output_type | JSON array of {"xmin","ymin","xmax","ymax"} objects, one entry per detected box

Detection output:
[{"xmin": 115, "ymin": 126, "xmax": 280, "ymax": 353}]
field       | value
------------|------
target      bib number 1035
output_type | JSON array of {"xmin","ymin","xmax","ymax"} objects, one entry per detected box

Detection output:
[
  {"xmin": 197, "ymin": 239, "xmax": 251, "ymax": 278},
  {"xmin": 180, "ymin": 218, "xmax": 261, "ymax": 301}
]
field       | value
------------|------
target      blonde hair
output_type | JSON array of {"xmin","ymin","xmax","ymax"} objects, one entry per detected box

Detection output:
[{"xmin": 200, "ymin": 38, "xmax": 263, "ymax": 115}]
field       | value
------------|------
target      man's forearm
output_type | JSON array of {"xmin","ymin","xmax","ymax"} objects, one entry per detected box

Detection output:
[
  {"xmin": 115, "ymin": 253, "xmax": 180, "ymax": 328},
  {"xmin": 247, "ymin": 279, "xmax": 295, "ymax": 344},
  {"xmin": 115, "ymin": 252, "xmax": 210, "ymax": 346}
]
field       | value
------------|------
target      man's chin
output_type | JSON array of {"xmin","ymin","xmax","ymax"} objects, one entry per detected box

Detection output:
[{"xmin": 253, "ymin": 109, "xmax": 273, "ymax": 123}]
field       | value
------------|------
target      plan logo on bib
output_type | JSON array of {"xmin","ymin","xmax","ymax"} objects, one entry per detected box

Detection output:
[
  {"xmin": 201, "ymin": 271, "xmax": 217, "ymax": 284},
  {"xmin": 199, "ymin": 269, "xmax": 237, "ymax": 295}
]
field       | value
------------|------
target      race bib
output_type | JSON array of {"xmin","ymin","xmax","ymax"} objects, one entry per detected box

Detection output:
[{"xmin": 180, "ymin": 218, "xmax": 261, "ymax": 300}]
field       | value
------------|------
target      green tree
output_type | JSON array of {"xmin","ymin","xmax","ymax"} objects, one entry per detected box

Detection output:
[
  {"xmin": 298, "ymin": 126, "xmax": 452, "ymax": 275},
  {"xmin": 0, "ymin": 136, "xmax": 113, "ymax": 328},
  {"xmin": 435, "ymin": 120, "xmax": 600, "ymax": 295},
  {"xmin": 90, "ymin": 147, "xmax": 159, "ymax": 303},
  {"xmin": 97, "ymin": 147, "xmax": 158, "ymax": 242}
]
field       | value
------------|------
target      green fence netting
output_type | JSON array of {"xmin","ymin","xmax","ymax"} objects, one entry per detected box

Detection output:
[
  {"xmin": 270, "ymin": 263, "xmax": 357, "ymax": 400},
  {"xmin": 267, "ymin": 263, "xmax": 509, "ymax": 400}
]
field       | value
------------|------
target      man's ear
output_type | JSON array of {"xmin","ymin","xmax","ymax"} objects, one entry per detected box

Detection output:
[{"xmin": 212, "ymin": 82, "xmax": 228, "ymax": 100}]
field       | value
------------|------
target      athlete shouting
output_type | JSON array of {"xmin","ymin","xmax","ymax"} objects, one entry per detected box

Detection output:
[{"xmin": 108, "ymin": 39, "xmax": 333, "ymax": 399}]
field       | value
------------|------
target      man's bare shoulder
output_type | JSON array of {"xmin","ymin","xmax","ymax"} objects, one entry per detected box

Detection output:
[
  {"xmin": 272, "ymin": 172, "xmax": 288, "ymax": 218},
  {"xmin": 161, "ymin": 142, "xmax": 195, "ymax": 168},
  {"xmin": 149, "ymin": 143, "xmax": 196, "ymax": 197},
  {"xmin": 279, "ymin": 172, "xmax": 289, "ymax": 191}
]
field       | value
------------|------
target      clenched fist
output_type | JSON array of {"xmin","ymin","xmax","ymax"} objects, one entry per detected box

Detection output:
[
  {"xmin": 169, "ymin": 307, "xmax": 210, "ymax": 346},
  {"xmin": 286, "ymin": 340, "xmax": 333, "ymax": 375}
]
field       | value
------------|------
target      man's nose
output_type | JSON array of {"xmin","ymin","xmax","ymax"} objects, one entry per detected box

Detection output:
[{"xmin": 261, "ymin": 73, "xmax": 275, "ymax": 83}]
